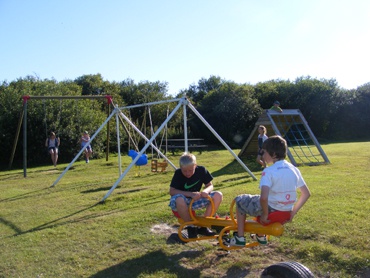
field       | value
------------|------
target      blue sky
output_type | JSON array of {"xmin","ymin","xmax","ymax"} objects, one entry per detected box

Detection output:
[{"xmin": 1, "ymin": 1, "xmax": 369, "ymax": 95}]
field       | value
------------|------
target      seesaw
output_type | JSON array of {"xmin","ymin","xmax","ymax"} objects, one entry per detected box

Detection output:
[{"xmin": 173, "ymin": 195, "xmax": 284, "ymax": 251}]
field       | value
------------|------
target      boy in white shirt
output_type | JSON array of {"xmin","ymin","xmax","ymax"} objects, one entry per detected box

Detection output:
[{"xmin": 230, "ymin": 135, "xmax": 311, "ymax": 246}]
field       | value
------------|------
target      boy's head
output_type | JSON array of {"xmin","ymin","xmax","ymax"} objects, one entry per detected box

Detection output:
[
  {"xmin": 273, "ymin": 100, "xmax": 280, "ymax": 106},
  {"xmin": 179, "ymin": 152, "xmax": 197, "ymax": 178},
  {"xmin": 262, "ymin": 135, "xmax": 287, "ymax": 160}
]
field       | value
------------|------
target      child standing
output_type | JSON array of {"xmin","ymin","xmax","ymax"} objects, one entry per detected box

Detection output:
[
  {"xmin": 230, "ymin": 135, "xmax": 311, "ymax": 246},
  {"xmin": 80, "ymin": 131, "xmax": 93, "ymax": 163},
  {"xmin": 169, "ymin": 152, "xmax": 223, "ymax": 238},
  {"xmin": 256, "ymin": 125, "xmax": 268, "ymax": 168}
]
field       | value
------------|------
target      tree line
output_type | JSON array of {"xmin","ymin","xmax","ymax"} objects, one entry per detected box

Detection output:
[{"xmin": 1, "ymin": 74, "xmax": 369, "ymax": 169}]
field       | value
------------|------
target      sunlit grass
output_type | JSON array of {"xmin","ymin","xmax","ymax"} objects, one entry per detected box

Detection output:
[{"xmin": 0, "ymin": 142, "xmax": 369, "ymax": 277}]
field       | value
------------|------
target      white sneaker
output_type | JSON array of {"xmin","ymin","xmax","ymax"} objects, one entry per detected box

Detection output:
[
  {"xmin": 256, "ymin": 234, "xmax": 267, "ymax": 245},
  {"xmin": 229, "ymin": 235, "xmax": 246, "ymax": 247}
]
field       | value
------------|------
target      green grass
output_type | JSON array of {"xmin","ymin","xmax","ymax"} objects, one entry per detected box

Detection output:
[{"xmin": 1, "ymin": 142, "xmax": 369, "ymax": 277}]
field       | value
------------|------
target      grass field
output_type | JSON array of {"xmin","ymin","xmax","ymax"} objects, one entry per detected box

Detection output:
[{"xmin": 0, "ymin": 142, "xmax": 369, "ymax": 277}]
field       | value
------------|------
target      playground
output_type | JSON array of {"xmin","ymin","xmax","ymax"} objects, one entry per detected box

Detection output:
[{"xmin": 0, "ymin": 142, "xmax": 369, "ymax": 277}]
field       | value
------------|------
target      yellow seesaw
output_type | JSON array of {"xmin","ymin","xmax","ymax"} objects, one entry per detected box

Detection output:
[{"xmin": 174, "ymin": 195, "xmax": 284, "ymax": 251}]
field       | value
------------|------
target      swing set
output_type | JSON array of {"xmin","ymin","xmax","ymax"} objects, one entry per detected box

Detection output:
[
  {"xmin": 11, "ymin": 95, "xmax": 113, "ymax": 177},
  {"xmin": 50, "ymin": 96, "xmax": 257, "ymax": 203},
  {"xmin": 119, "ymin": 104, "xmax": 169, "ymax": 175}
]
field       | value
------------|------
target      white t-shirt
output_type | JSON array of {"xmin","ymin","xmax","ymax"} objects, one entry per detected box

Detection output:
[{"xmin": 260, "ymin": 160, "xmax": 306, "ymax": 211}]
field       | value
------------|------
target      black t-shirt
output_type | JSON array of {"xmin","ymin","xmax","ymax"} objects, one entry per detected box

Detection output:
[{"xmin": 170, "ymin": 166, "xmax": 213, "ymax": 192}]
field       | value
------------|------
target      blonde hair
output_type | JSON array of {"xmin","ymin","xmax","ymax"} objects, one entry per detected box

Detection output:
[
  {"xmin": 258, "ymin": 125, "xmax": 267, "ymax": 135},
  {"xmin": 179, "ymin": 152, "xmax": 196, "ymax": 167}
]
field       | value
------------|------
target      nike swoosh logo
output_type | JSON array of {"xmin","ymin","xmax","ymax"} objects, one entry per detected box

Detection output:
[{"xmin": 184, "ymin": 180, "xmax": 200, "ymax": 189}]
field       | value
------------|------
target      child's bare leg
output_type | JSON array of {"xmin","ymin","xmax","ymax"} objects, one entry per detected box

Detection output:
[
  {"xmin": 204, "ymin": 192, "xmax": 223, "ymax": 217},
  {"xmin": 175, "ymin": 198, "xmax": 192, "ymax": 222},
  {"xmin": 236, "ymin": 208, "xmax": 246, "ymax": 237},
  {"xmin": 50, "ymin": 150, "xmax": 56, "ymax": 166}
]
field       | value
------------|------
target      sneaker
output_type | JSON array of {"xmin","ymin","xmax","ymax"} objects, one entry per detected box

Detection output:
[
  {"xmin": 256, "ymin": 234, "xmax": 268, "ymax": 245},
  {"xmin": 187, "ymin": 226, "xmax": 198, "ymax": 238},
  {"xmin": 86, "ymin": 160, "xmax": 89, "ymax": 163},
  {"xmin": 229, "ymin": 235, "xmax": 246, "ymax": 247},
  {"xmin": 198, "ymin": 227, "xmax": 216, "ymax": 236}
]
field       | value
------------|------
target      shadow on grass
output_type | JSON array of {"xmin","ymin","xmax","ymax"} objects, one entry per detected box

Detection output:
[
  {"xmin": 4, "ymin": 194, "xmax": 167, "ymax": 238},
  {"xmin": 90, "ymin": 249, "xmax": 202, "ymax": 278},
  {"xmin": 4, "ymin": 203, "xmax": 101, "ymax": 237},
  {"xmin": 81, "ymin": 186, "xmax": 149, "ymax": 194},
  {"xmin": 211, "ymin": 158, "xmax": 261, "ymax": 178},
  {"xmin": 90, "ymin": 248, "xmax": 252, "ymax": 278},
  {"xmin": 0, "ymin": 187, "xmax": 51, "ymax": 203}
]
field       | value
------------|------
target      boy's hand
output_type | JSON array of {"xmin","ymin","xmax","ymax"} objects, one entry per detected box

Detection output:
[
  {"xmin": 259, "ymin": 214, "xmax": 270, "ymax": 225},
  {"xmin": 200, "ymin": 191, "xmax": 209, "ymax": 198},
  {"xmin": 191, "ymin": 192, "xmax": 201, "ymax": 200}
]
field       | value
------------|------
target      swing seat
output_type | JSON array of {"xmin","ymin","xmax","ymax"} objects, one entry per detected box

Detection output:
[
  {"xmin": 128, "ymin": 150, "xmax": 148, "ymax": 166},
  {"xmin": 256, "ymin": 211, "xmax": 291, "ymax": 225},
  {"xmin": 172, "ymin": 210, "xmax": 196, "ymax": 224},
  {"xmin": 151, "ymin": 159, "xmax": 168, "ymax": 172}
]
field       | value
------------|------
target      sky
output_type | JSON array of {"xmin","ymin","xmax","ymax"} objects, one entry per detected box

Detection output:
[{"xmin": 1, "ymin": 1, "xmax": 370, "ymax": 95}]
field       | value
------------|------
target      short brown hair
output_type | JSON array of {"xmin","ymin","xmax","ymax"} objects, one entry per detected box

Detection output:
[{"xmin": 262, "ymin": 135, "xmax": 287, "ymax": 160}]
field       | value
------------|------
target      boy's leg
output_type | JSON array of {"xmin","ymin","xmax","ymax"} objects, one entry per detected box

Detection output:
[
  {"xmin": 236, "ymin": 208, "xmax": 246, "ymax": 237},
  {"xmin": 204, "ymin": 191, "xmax": 223, "ymax": 217},
  {"xmin": 228, "ymin": 207, "xmax": 247, "ymax": 246},
  {"xmin": 229, "ymin": 194, "xmax": 259, "ymax": 246},
  {"xmin": 175, "ymin": 197, "xmax": 192, "ymax": 222}
]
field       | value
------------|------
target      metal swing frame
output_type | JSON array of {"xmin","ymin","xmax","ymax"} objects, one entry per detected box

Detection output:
[
  {"xmin": 50, "ymin": 96, "xmax": 257, "ymax": 202},
  {"xmin": 17, "ymin": 95, "xmax": 113, "ymax": 177}
]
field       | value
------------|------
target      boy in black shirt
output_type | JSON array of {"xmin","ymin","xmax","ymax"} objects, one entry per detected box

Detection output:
[{"xmin": 169, "ymin": 152, "xmax": 223, "ymax": 238}]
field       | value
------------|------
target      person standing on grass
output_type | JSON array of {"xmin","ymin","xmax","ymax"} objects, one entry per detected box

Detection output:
[
  {"xmin": 45, "ymin": 131, "xmax": 60, "ymax": 167},
  {"xmin": 256, "ymin": 125, "xmax": 268, "ymax": 169},
  {"xmin": 169, "ymin": 152, "xmax": 223, "ymax": 238},
  {"xmin": 80, "ymin": 131, "xmax": 93, "ymax": 163},
  {"xmin": 230, "ymin": 135, "xmax": 311, "ymax": 247}
]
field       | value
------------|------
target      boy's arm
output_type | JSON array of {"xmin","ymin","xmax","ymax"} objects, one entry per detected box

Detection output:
[
  {"xmin": 259, "ymin": 186, "xmax": 270, "ymax": 224},
  {"xmin": 201, "ymin": 182, "xmax": 213, "ymax": 197},
  {"xmin": 169, "ymin": 186, "xmax": 195, "ymax": 198},
  {"xmin": 290, "ymin": 185, "xmax": 311, "ymax": 221}
]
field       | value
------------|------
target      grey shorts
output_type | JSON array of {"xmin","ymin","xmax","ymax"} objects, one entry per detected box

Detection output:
[
  {"xmin": 169, "ymin": 192, "xmax": 218, "ymax": 211},
  {"xmin": 235, "ymin": 194, "xmax": 263, "ymax": 216}
]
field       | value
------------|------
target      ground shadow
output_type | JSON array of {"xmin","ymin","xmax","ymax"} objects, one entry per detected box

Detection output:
[
  {"xmin": 212, "ymin": 158, "xmax": 261, "ymax": 178},
  {"xmin": 4, "ymin": 203, "xmax": 101, "ymax": 237},
  {"xmin": 0, "ymin": 187, "xmax": 51, "ymax": 203},
  {"xmin": 81, "ymin": 186, "xmax": 149, "ymax": 195},
  {"xmin": 90, "ymin": 249, "xmax": 202, "ymax": 278}
]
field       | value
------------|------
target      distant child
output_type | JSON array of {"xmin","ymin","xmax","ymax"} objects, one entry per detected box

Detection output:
[
  {"xmin": 230, "ymin": 135, "xmax": 311, "ymax": 246},
  {"xmin": 45, "ymin": 131, "xmax": 60, "ymax": 167},
  {"xmin": 80, "ymin": 131, "xmax": 93, "ymax": 163},
  {"xmin": 256, "ymin": 125, "xmax": 268, "ymax": 168},
  {"xmin": 169, "ymin": 152, "xmax": 223, "ymax": 238},
  {"xmin": 270, "ymin": 100, "xmax": 283, "ymax": 112}
]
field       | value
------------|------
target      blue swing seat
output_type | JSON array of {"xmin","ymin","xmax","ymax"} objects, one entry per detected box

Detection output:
[{"xmin": 128, "ymin": 150, "xmax": 148, "ymax": 166}]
